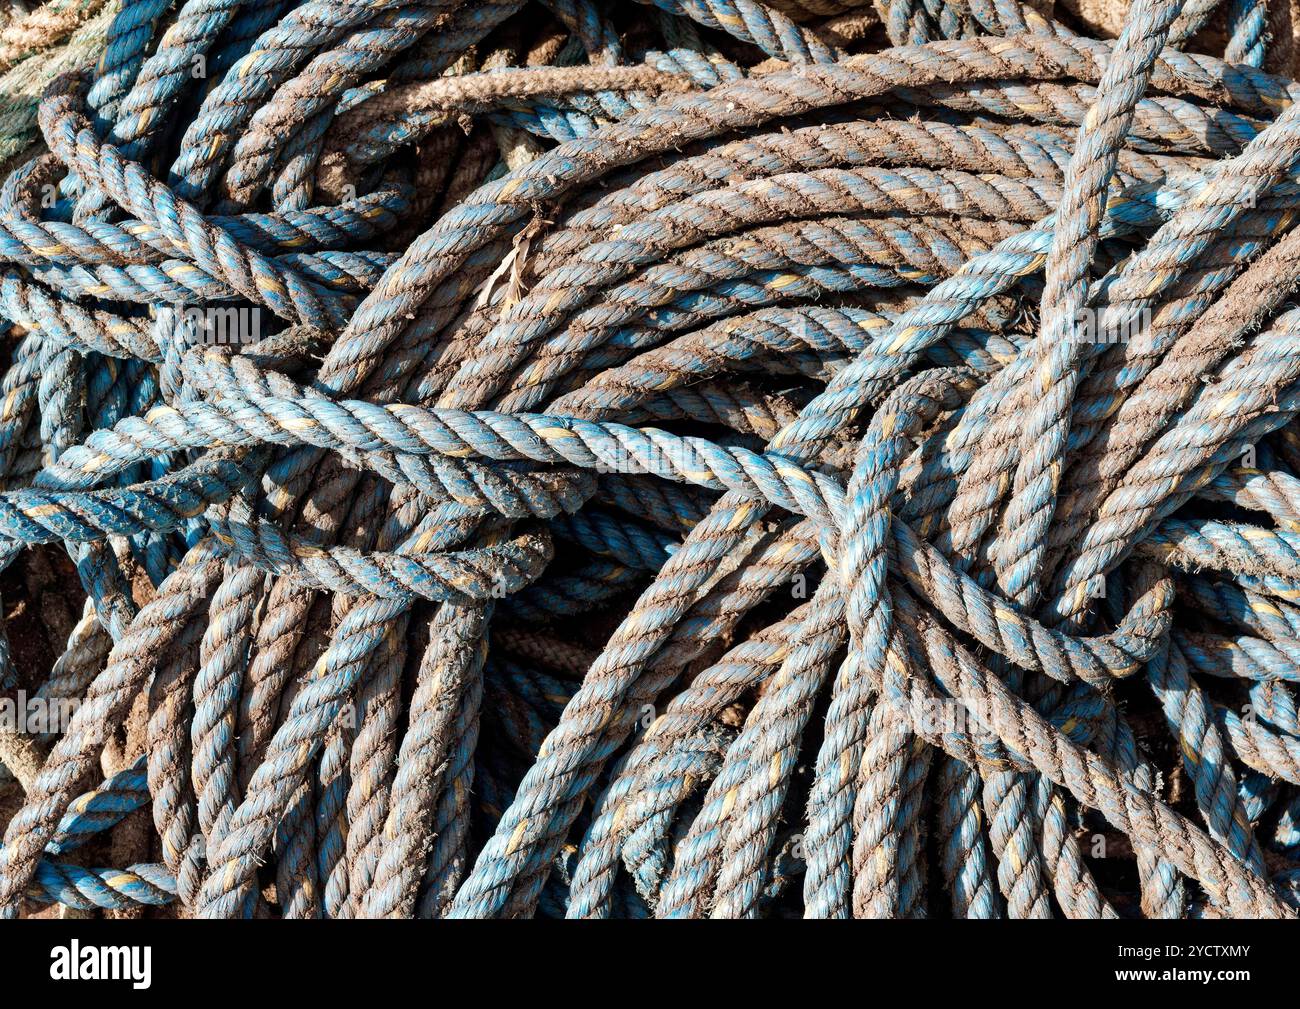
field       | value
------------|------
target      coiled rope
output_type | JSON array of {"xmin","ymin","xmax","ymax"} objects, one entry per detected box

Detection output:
[{"xmin": 1, "ymin": 0, "xmax": 1300, "ymax": 919}]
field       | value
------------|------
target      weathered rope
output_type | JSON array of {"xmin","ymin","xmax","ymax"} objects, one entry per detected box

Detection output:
[{"xmin": 2, "ymin": 0, "xmax": 1300, "ymax": 920}]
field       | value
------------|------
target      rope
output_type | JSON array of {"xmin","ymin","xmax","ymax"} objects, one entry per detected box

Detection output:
[{"xmin": 1, "ymin": 0, "xmax": 1300, "ymax": 921}]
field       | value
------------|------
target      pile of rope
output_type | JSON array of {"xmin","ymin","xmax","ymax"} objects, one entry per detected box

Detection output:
[{"xmin": 0, "ymin": 0, "xmax": 1299, "ymax": 920}]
